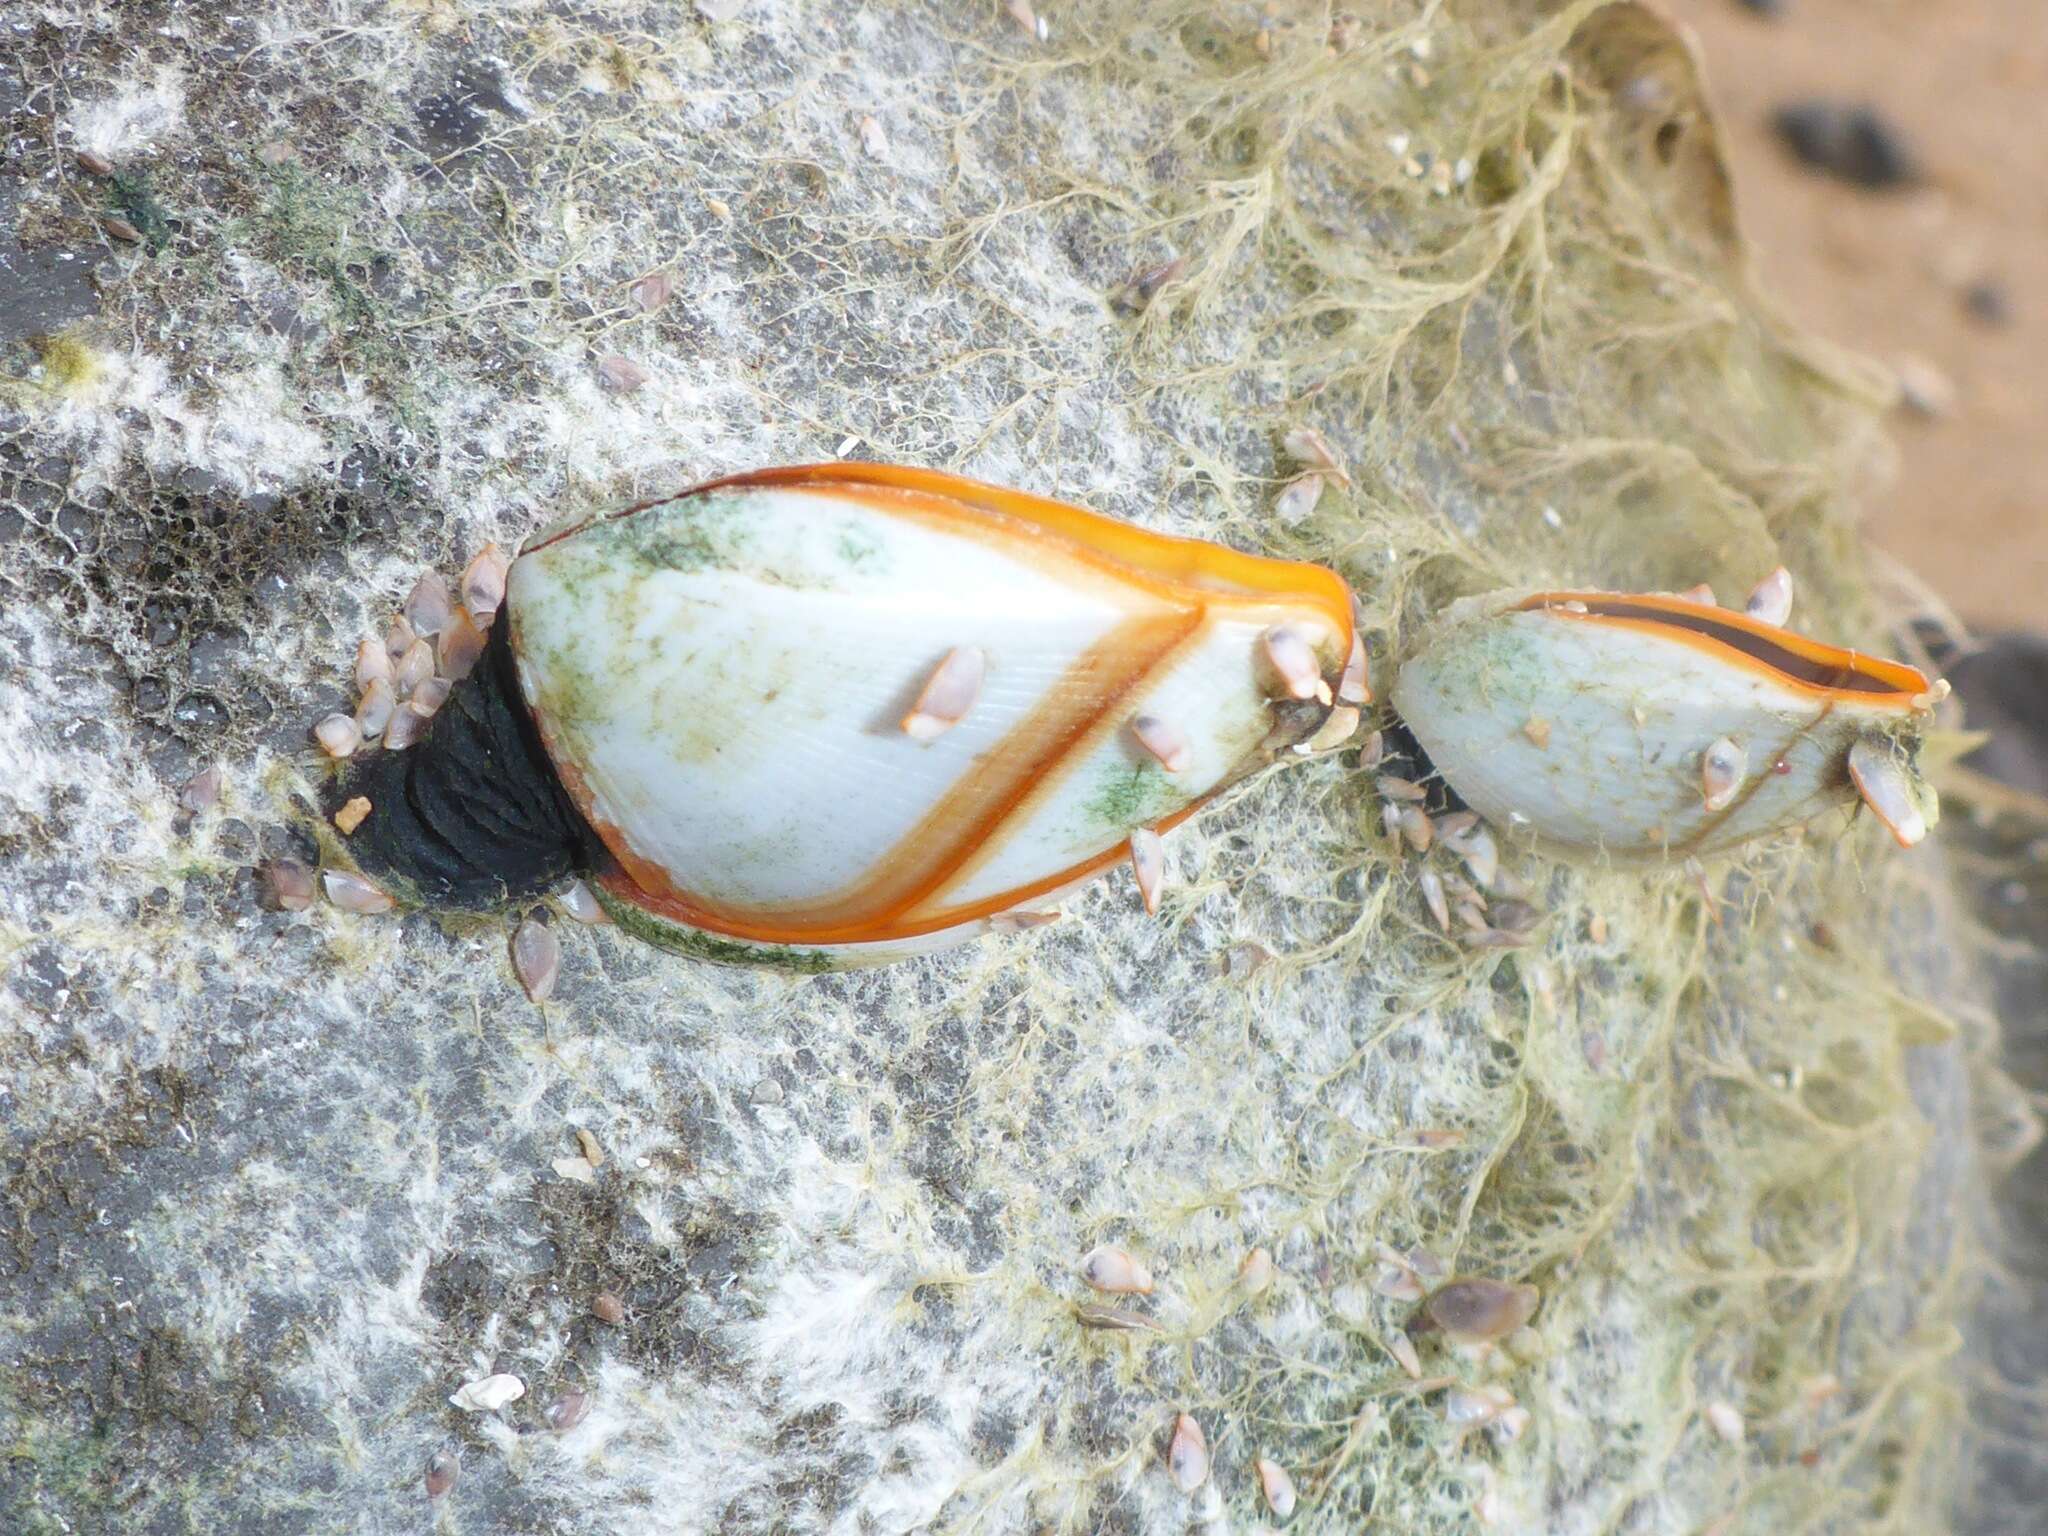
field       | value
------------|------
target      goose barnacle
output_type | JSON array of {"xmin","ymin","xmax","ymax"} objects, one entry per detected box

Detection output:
[
  {"xmin": 1392, "ymin": 579, "xmax": 1943, "ymax": 859},
  {"xmin": 319, "ymin": 464, "xmax": 1361, "ymax": 968},
  {"xmin": 1080, "ymin": 1244, "xmax": 1155, "ymax": 1295}
]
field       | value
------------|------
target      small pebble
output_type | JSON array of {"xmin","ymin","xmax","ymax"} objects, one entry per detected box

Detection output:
[
  {"xmin": 76, "ymin": 149, "xmax": 115, "ymax": 176},
  {"xmin": 1962, "ymin": 279, "xmax": 2012, "ymax": 328},
  {"xmin": 411, "ymin": 677, "xmax": 451, "ymax": 715},
  {"xmin": 1770, "ymin": 101, "xmax": 1917, "ymax": 190},
  {"xmin": 334, "ymin": 795, "xmax": 372, "ymax": 835},
  {"xmin": 1894, "ymin": 353, "xmax": 1956, "ymax": 419},
  {"xmin": 592, "ymin": 1291, "xmax": 625, "ymax": 1324},
  {"xmin": 102, "ymin": 216, "xmax": 142, "ymax": 243}
]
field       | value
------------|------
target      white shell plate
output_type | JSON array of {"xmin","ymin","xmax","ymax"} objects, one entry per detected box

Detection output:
[
  {"xmin": 507, "ymin": 478, "xmax": 1348, "ymax": 959},
  {"xmin": 1391, "ymin": 593, "xmax": 1929, "ymax": 858}
]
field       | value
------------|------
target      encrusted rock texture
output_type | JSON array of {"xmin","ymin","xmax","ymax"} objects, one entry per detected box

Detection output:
[{"xmin": 0, "ymin": 2, "xmax": 2032, "ymax": 1532}]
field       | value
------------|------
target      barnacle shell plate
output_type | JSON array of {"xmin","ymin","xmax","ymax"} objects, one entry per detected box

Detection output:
[
  {"xmin": 1391, "ymin": 588, "xmax": 1938, "ymax": 859},
  {"xmin": 507, "ymin": 465, "xmax": 1355, "ymax": 966}
]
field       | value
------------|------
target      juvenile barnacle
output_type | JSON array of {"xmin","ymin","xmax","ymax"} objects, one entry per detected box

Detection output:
[
  {"xmin": 1700, "ymin": 736, "xmax": 1747, "ymax": 812},
  {"xmin": 1392, "ymin": 586, "xmax": 1944, "ymax": 858},
  {"xmin": 1128, "ymin": 828, "xmax": 1166, "ymax": 915},
  {"xmin": 559, "ymin": 879, "xmax": 609, "ymax": 925},
  {"xmin": 314, "ymin": 714, "xmax": 361, "ymax": 759},
  {"xmin": 461, "ymin": 543, "xmax": 510, "ymax": 624},
  {"xmin": 438, "ymin": 611, "xmax": 486, "ymax": 682},
  {"xmin": 384, "ymin": 701, "xmax": 433, "ymax": 751},
  {"xmin": 354, "ymin": 678, "xmax": 395, "ymax": 738},
  {"xmin": 1744, "ymin": 566, "xmax": 1794, "ymax": 627},
  {"xmin": 1398, "ymin": 805, "xmax": 1434, "ymax": 853},
  {"xmin": 314, "ymin": 464, "xmax": 1361, "ymax": 969},
  {"xmin": 1075, "ymin": 1302, "xmax": 1162, "ymax": 1333},
  {"xmin": 1418, "ymin": 866, "xmax": 1450, "ymax": 931},
  {"xmin": 322, "ymin": 869, "xmax": 393, "ymax": 914},
  {"xmin": 1238, "ymin": 1245, "xmax": 1277, "ymax": 1296},
  {"xmin": 395, "ymin": 638, "xmax": 435, "ymax": 695},
  {"xmin": 403, "ymin": 572, "xmax": 452, "ymax": 636},
  {"xmin": 1166, "ymin": 1412, "xmax": 1210, "ymax": 1491},
  {"xmin": 1080, "ymin": 1244, "xmax": 1155, "ymax": 1294},
  {"xmin": 1417, "ymin": 1275, "xmax": 1540, "ymax": 1346},
  {"xmin": 1129, "ymin": 714, "xmax": 1191, "ymax": 773},
  {"xmin": 512, "ymin": 916, "xmax": 560, "ymax": 1002},
  {"xmin": 900, "ymin": 645, "xmax": 985, "ymax": 743},
  {"xmin": 1261, "ymin": 623, "xmax": 1331, "ymax": 703},
  {"xmin": 259, "ymin": 858, "xmax": 318, "ymax": 911},
  {"xmin": 354, "ymin": 637, "xmax": 392, "ymax": 692},
  {"xmin": 545, "ymin": 1389, "xmax": 591, "ymax": 1431},
  {"xmin": 1254, "ymin": 1454, "xmax": 1298, "ymax": 1520},
  {"xmin": 424, "ymin": 1449, "xmax": 459, "ymax": 1500}
]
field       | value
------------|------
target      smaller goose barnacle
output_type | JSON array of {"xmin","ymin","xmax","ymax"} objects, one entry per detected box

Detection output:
[{"xmin": 1391, "ymin": 569, "xmax": 1944, "ymax": 861}]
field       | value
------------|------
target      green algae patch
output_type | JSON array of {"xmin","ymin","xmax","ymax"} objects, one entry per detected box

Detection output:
[
  {"xmin": 599, "ymin": 885, "xmax": 840, "ymax": 973},
  {"xmin": 1084, "ymin": 763, "xmax": 1181, "ymax": 833}
]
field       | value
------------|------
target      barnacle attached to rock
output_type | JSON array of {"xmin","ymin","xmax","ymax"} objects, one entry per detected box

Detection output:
[
  {"xmin": 317, "ymin": 463, "xmax": 1362, "ymax": 968},
  {"xmin": 1079, "ymin": 1244, "xmax": 1155, "ymax": 1295},
  {"xmin": 1392, "ymin": 580, "xmax": 1945, "ymax": 860}
]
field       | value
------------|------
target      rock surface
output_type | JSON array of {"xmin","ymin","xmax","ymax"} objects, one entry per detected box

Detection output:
[{"xmin": 0, "ymin": 3, "xmax": 2021, "ymax": 1532}]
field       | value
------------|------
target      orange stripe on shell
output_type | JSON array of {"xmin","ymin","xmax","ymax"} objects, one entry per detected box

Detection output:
[
  {"xmin": 1514, "ymin": 591, "xmax": 1928, "ymax": 704},
  {"xmin": 525, "ymin": 463, "xmax": 1359, "ymax": 666}
]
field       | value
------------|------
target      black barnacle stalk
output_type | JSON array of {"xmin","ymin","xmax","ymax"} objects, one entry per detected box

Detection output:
[{"xmin": 330, "ymin": 622, "xmax": 601, "ymax": 907}]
